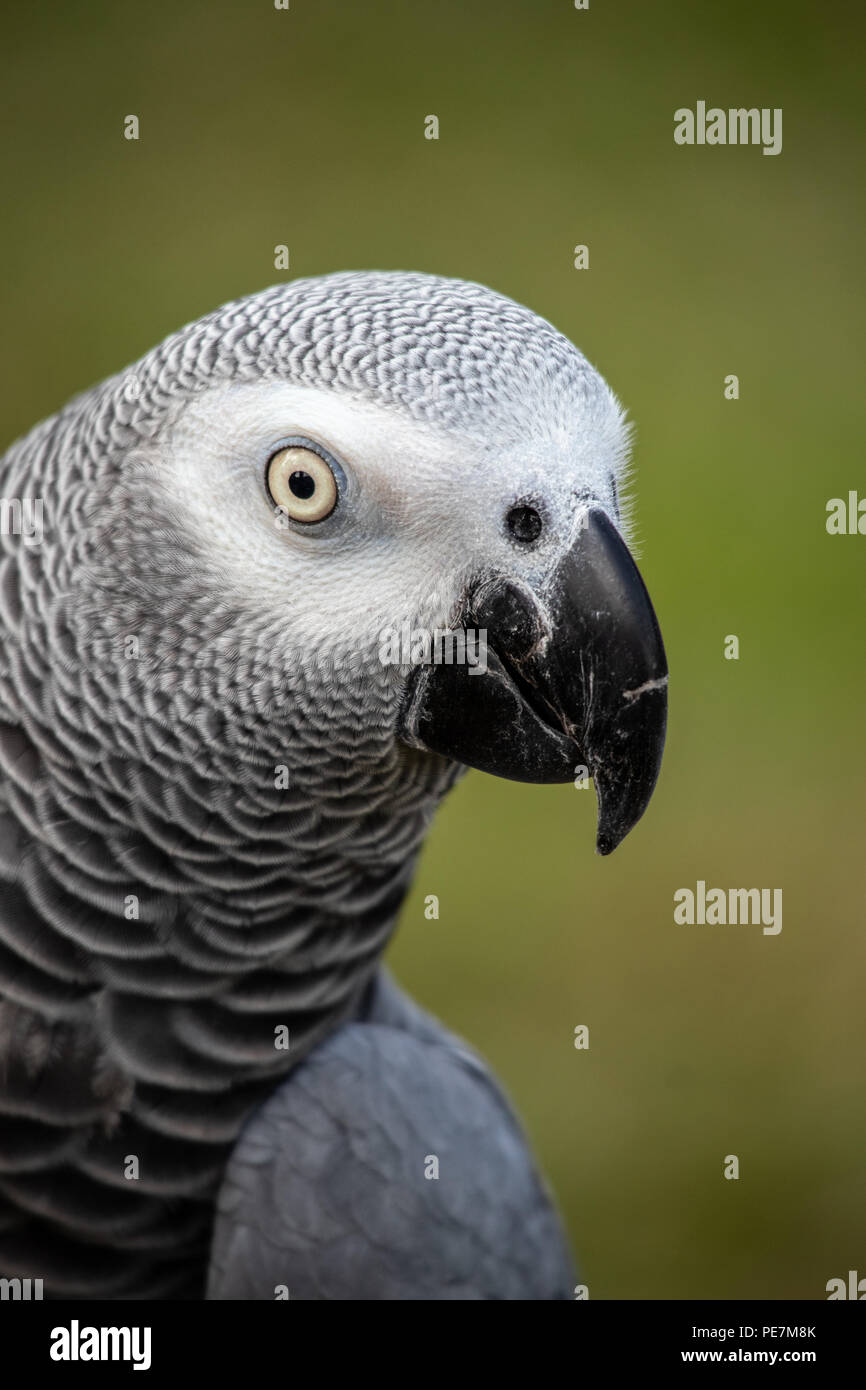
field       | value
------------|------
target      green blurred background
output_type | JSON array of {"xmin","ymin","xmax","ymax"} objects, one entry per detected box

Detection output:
[{"xmin": 2, "ymin": 0, "xmax": 863, "ymax": 1298}]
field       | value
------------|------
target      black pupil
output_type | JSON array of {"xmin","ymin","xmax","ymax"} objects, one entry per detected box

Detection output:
[
  {"xmin": 507, "ymin": 505, "xmax": 543, "ymax": 543},
  {"xmin": 289, "ymin": 470, "xmax": 316, "ymax": 500}
]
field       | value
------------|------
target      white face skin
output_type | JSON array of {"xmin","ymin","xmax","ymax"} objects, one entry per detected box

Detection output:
[{"xmin": 149, "ymin": 378, "xmax": 633, "ymax": 669}]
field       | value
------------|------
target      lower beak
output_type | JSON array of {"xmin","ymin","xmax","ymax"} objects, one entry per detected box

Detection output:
[{"xmin": 399, "ymin": 509, "xmax": 668, "ymax": 854}]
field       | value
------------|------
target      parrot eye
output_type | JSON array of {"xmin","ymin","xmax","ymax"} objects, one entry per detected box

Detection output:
[
  {"xmin": 506, "ymin": 503, "xmax": 543, "ymax": 543},
  {"xmin": 266, "ymin": 442, "xmax": 339, "ymax": 523}
]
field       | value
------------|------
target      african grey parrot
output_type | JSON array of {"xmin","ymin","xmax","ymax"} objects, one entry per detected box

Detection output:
[{"xmin": 0, "ymin": 272, "xmax": 667, "ymax": 1300}]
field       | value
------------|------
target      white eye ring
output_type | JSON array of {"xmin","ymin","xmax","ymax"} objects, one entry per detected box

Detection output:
[{"xmin": 266, "ymin": 444, "xmax": 339, "ymax": 523}]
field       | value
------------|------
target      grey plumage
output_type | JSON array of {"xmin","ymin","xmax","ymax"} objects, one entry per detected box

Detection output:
[
  {"xmin": 0, "ymin": 271, "xmax": 640, "ymax": 1298},
  {"xmin": 207, "ymin": 973, "xmax": 575, "ymax": 1300}
]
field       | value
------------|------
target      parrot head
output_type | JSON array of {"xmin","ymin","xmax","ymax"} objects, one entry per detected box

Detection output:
[{"xmin": 44, "ymin": 270, "xmax": 666, "ymax": 856}]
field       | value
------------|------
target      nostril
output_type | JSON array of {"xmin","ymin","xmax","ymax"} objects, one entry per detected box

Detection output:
[{"xmin": 506, "ymin": 504, "xmax": 543, "ymax": 544}]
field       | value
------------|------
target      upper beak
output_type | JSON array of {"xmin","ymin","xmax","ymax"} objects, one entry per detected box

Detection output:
[{"xmin": 399, "ymin": 508, "xmax": 668, "ymax": 854}]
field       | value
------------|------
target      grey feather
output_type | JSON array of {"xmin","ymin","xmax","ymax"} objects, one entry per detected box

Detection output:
[{"xmin": 207, "ymin": 972, "xmax": 575, "ymax": 1300}]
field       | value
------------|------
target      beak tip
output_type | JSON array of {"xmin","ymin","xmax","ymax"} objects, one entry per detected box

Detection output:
[
  {"xmin": 593, "ymin": 767, "xmax": 658, "ymax": 856},
  {"xmin": 595, "ymin": 824, "xmax": 622, "ymax": 856}
]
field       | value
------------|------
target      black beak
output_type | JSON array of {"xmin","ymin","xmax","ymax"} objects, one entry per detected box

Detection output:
[{"xmin": 399, "ymin": 509, "xmax": 668, "ymax": 854}]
